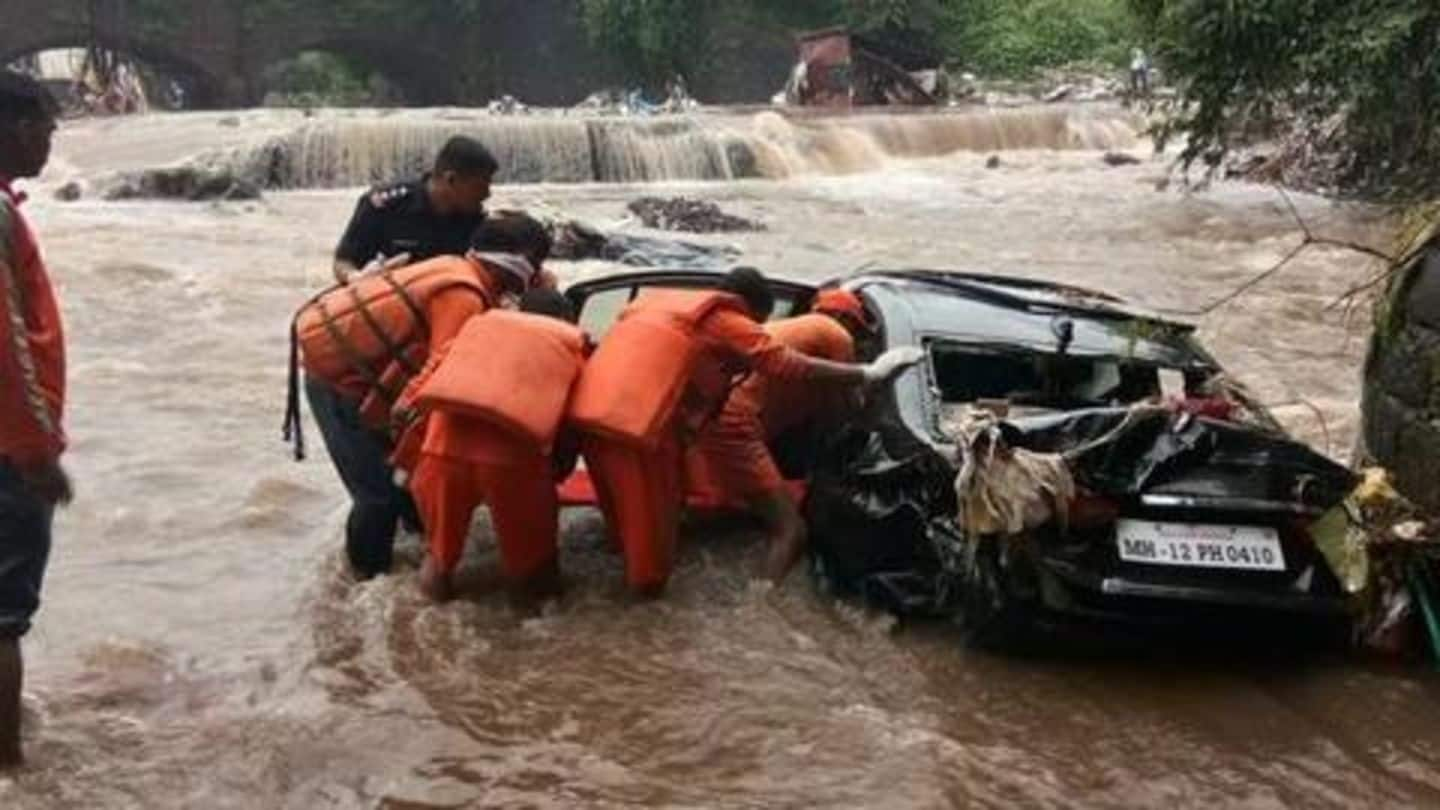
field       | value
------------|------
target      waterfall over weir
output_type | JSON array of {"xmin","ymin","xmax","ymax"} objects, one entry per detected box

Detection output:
[{"xmin": 230, "ymin": 106, "xmax": 1140, "ymax": 189}]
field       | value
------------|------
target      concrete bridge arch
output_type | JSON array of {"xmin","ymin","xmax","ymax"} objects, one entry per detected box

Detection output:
[
  {"xmin": 1, "ymin": 0, "xmax": 784, "ymax": 109},
  {"xmin": 0, "ymin": 0, "xmax": 243, "ymax": 106}
]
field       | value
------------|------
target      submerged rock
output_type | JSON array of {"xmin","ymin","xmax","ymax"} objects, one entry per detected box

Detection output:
[
  {"xmin": 1102, "ymin": 151, "xmax": 1142, "ymax": 167},
  {"xmin": 54, "ymin": 181, "xmax": 83, "ymax": 202},
  {"xmin": 626, "ymin": 196, "xmax": 765, "ymax": 234},
  {"xmin": 102, "ymin": 166, "xmax": 263, "ymax": 202},
  {"xmin": 1363, "ymin": 216, "xmax": 1440, "ymax": 512},
  {"xmin": 547, "ymin": 217, "xmax": 741, "ymax": 269}
]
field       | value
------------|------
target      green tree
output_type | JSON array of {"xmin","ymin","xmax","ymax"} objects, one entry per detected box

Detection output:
[
  {"xmin": 949, "ymin": 0, "xmax": 1137, "ymax": 77},
  {"xmin": 1130, "ymin": 0, "xmax": 1440, "ymax": 199},
  {"xmin": 578, "ymin": 0, "xmax": 715, "ymax": 88}
]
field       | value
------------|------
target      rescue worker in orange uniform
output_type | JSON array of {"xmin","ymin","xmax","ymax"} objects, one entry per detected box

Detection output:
[
  {"xmin": 399, "ymin": 289, "xmax": 585, "ymax": 604},
  {"xmin": 285, "ymin": 214, "xmax": 553, "ymax": 579},
  {"xmin": 570, "ymin": 268, "xmax": 923, "ymax": 598},
  {"xmin": 690, "ymin": 288, "xmax": 872, "ymax": 582}
]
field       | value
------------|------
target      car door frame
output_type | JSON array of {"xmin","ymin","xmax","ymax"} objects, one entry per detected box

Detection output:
[{"xmin": 564, "ymin": 269, "xmax": 820, "ymax": 339}]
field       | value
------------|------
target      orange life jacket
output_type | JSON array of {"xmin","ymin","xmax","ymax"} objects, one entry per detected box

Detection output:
[
  {"xmin": 569, "ymin": 289, "xmax": 748, "ymax": 448},
  {"xmin": 409, "ymin": 311, "xmax": 587, "ymax": 453},
  {"xmin": 282, "ymin": 256, "xmax": 490, "ymax": 459}
]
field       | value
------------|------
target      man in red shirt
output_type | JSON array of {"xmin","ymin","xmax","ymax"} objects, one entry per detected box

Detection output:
[{"xmin": 0, "ymin": 71, "xmax": 69, "ymax": 769}]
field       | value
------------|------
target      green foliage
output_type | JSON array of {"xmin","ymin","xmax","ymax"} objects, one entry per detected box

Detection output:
[
  {"xmin": 579, "ymin": 0, "xmax": 1140, "ymax": 85},
  {"xmin": 260, "ymin": 50, "xmax": 375, "ymax": 107},
  {"xmin": 1130, "ymin": 0, "xmax": 1440, "ymax": 199},
  {"xmin": 578, "ymin": 0, "xmax": 715, "ymax": 87},
  {"xmin": 840, "ymin": 0, "xmax": 946, "ymax": 37},
  {"xmin": 949, "ymin": 0, "xmax": 1138, "ymax": 77}
]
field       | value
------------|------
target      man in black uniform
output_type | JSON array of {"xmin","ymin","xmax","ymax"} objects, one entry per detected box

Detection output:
[{"xmin": 332, "ymin": 135, "xmax": 498, "ymax": 284}]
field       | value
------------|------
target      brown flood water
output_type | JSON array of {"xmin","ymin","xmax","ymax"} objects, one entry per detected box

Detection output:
[{"xmin": 4, "ymin": 108, "xmax": 1438, "ymax": 809}]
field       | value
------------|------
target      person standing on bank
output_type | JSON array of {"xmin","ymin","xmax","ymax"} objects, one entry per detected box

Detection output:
[
  {"xmin": 0, "ymin": 72, "xmax": 70, "ymax": 769},
  {"xmin": 331, "ymin": 135, "xmax": 498, "ymax": 284}
]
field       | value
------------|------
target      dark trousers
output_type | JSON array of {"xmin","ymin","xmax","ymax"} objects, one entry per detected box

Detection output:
[
  {"xmin": 304, "ymin": 375, "xmax": 416, "ymax": 578},
  {"xmin": 0, "ymin": 463, "xmax": 54, "ymax": 639}
]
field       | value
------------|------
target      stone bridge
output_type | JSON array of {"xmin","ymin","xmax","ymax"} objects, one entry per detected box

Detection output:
[{"xmin": 0, "ymin": 0, "xmax": 788, "ymax": 108}]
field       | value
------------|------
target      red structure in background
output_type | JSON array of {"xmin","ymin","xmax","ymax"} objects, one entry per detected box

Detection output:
[{"xmin": 790, "ymin": 27, "xmax": 940, "ymax": 108}]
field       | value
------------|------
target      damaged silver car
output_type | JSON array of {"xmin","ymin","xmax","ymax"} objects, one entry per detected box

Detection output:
[
  {"xmin": 804, "ymin": 270, "xmax": 1358, "ymax": 645},
  {"xmin": 564, "ymin": 268, "xmax": 1359, "ymax": 646}
]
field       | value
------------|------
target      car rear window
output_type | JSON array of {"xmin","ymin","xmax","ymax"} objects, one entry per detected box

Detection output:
[{"xmin": 929, "ymin": 339, "xmax": 1164, "ymax": 412}]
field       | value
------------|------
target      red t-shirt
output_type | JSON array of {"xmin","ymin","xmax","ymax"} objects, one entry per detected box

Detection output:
[{"xmin": 0, "ymin": 179, "xmax": 66, "ymax": 465}]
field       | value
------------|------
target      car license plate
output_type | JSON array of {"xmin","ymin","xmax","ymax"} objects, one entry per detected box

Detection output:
[{"xmin": 1115, "ymin": 519, "xmax": 1285, "ymax": 571}]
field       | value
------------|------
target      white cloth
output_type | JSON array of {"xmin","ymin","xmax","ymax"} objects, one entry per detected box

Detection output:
[{"xmin": 473, "ymin": 251, "xmax": 537, "ymax": 290}]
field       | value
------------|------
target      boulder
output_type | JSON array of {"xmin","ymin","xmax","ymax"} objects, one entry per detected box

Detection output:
[
  {"xmin": 54, "ymin": 181, "xmax": 83, "ymax": 202},
  {"xmin": 1362, "ymin": 238, "xmax": 1440, "ymax": 511},
  {"xmin": 102, "ymin": 166, "xmax": 262, "ymax": 202},
  {"xmin": 626, "ymin": 196, "xmax": 765, "ymax": 234}
]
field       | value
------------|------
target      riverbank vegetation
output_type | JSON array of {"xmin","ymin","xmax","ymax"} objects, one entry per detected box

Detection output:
[
  {"xmin": 1129, "ymin": 0, "xmax": 1440, "ymax": 202},
  {"xmin": 579, "ymin": 0, "xmax": 1141, "ymax": 86}
]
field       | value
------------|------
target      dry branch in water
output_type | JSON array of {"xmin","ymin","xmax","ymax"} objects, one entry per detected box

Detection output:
[{"xmin": 1159, "ymin": 187, "xmax": 1398, "ymax": 317}]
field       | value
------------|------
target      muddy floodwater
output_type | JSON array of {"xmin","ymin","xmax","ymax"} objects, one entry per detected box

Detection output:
[{"xmin": 5, "ymin": 106, "xmax": 1438, "ymax": 809}]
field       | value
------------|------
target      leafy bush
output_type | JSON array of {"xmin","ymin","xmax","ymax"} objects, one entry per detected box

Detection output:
[
  {"xmin": 578, "ymin": 0, "xmax": 714, "ymax": 88},
  {"xmin": 580, "ymin": 0, "xmax": 1141, "ymax": 86},
  {"xmin": 260, "ymin": 51, "xmax": 390, "ymax": 108},
  {"xmin": 1130, "ymin": 0, "xmax": 1440, "ymax": 199},
  {"xmin": 947, "ymin": 0, "xmax": 1139, "ymax": 78}
]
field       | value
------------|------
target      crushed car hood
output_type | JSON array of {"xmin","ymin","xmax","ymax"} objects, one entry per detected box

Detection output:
[{"xmin": 1003, "ymin": 407, "xmax": 1358, "ymax": 513}]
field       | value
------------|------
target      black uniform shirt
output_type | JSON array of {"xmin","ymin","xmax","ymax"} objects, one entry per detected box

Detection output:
[{"xmin": 334, "ymin": 176, "xmax": 486, "ymax": 267}]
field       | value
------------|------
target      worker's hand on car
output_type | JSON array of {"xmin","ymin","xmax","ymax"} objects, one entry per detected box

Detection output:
[
  {"xmin": 864, "ymin": 346, "xmax": 926, "ymax": 386},
  {"xmin": 360, "ymin": 252, "xmax": 413, "ymax": 277}
]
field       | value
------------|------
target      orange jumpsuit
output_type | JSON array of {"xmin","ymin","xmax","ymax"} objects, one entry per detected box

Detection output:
[
  {"xmin": 409, "ymin": 412, "xmax": 569, "ymax": 583},
  {"xmin": 689, "ymin": 313, "xmax": 857, "ymax": 505},
  {"xmin": 583, "ymin": 306, "xmax": 836, "ymax": 592}
]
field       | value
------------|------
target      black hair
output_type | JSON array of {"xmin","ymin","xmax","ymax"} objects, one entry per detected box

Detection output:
[
  {"xmin": 720, "ymin": 266, "xmax": 774, "ymax": 319},
  {"xmin": 470, "ymin": 211, "xmax": 552, "ymax": 265},
  {"xmin": 434, "ymin": 135, "xmax": 499, "ymax": 178},
  {"xmin": 519, "ymin": 288, "xmax": 577, "ymax": 323},
  {"xmin": 0, "ymin": 71, "xmax": 59, "ymax": 126}
]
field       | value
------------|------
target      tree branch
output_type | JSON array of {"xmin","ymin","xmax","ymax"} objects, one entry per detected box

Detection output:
[{"xmin": 1157, "ymin": 186, "xmax": 1396, "ymax": 317}]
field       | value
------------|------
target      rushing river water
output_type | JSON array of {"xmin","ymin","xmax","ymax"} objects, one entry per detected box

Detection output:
[{"xmin": 4, "ymin": 106, "xmax": 1438, "ymax": 809}]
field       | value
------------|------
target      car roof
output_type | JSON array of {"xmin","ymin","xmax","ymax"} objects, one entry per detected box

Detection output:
[
  {"xmin": 848, "ymin": 269, "xmax": 1217, "ymax": 370},
  {"xmin": 562, "ymin": 266, "xmax": 1216, "ymax": 370}
]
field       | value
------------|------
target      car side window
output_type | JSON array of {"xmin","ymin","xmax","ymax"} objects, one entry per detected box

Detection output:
[
  {"xmin": 578, "ymin": 286, "xmax": 636, "ymax": 341},
  {"xmin": 573, "ymin": 278, "xmax": 809, "ymax": 341},
  {"xmin": 771, "ymin": 296, "xmax": 799, "ymax": 319}
]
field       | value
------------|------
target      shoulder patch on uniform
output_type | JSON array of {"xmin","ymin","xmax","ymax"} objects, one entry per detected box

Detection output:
[{"xmin": 368, "ymin": 184, "xmax": 414, "ymax": 210}]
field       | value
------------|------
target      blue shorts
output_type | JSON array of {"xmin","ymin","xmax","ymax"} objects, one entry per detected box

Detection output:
[{"xmin": 0, "ymin": 462, "xmax": 54, "ymax": 639}]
